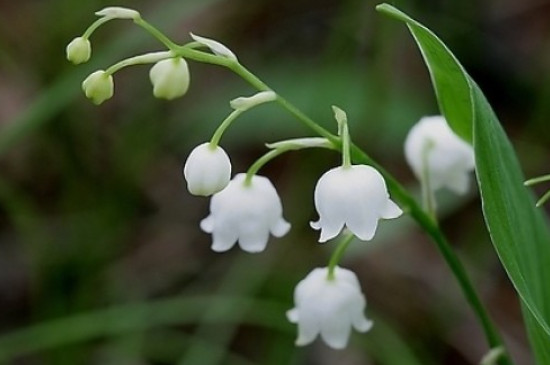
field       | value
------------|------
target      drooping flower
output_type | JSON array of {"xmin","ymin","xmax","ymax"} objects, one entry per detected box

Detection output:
[
  {"xmin": 287, "ymin": 266, "xmax": 373, "ymax": 349},
  {"xmin": 404, "ymin": 115, "xmax": 475, "ymax": 194},
  {"xmin": 311, "ymin": 165, "xmax": 402, "ymax": 243},
  {"xmin": 149, "ymin": 57, "xmax": 190, "ymax": 100},
  {"xmin": 183, "ymin": 143, "xmax": 231, "ymax": 196},
  {"xmin": 200, "ymin": 173, "xmax": 290, "ymax": 253},
  {"xmin": 66, "ymin": 37, "xmax": 91, "ymax": 64},
  {"xmin": 82, "ymin": 70, "xmax": 114, "ymax": 105}
]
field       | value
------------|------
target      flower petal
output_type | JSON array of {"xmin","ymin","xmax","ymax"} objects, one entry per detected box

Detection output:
[
  {"xmin": 320, "ymin": 313, "xmax": 352, "ymax": 349},
  {"xmin": 270, "ymin": 219, "xmax": 291, "ymax": 237},
  {"xmin": 294, "ymin": 309, "xmax": 320, "ymax": 347},
  {"xmin": 310, "ymin": 219, "xmax": 345, "ymax": 243},
  {"xmin": 381, "ymin": 199, "xmax": 403, "ymax": 219}
]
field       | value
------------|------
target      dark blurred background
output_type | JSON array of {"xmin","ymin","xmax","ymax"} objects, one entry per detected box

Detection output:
[{"xmin": 0, "ymin": 0, "xmax": 549, "ymax": 364}]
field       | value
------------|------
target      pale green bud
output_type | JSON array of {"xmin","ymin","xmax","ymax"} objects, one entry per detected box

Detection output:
[
  {"xmin": 95, "ymin": 7, "xmax": 140, "ymax": 20},
  {"xmin": 190, "ymin": 33, "xmax": 237, "ymax": 61},
  {"xmin": 149, "ymin": 58, "xmax": 190, "ymax": 100},
  {"xmin": 230, "ymin": 91, "xmax": 276, "ymax": 111},
  {"xmin": 66, "ymin": 37, "xmax": 91, "ymax": 64},
  {"xmin": 82, "ymin": 70, "xmax": 114, "ymax": 105}
]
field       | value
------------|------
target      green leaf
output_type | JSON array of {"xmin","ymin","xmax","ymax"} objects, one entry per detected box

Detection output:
[
  {"xmin": 375, "ymin": 4, "xmax": 472, "ymax": 142},
  {"xmin": 377, "ymin": 3, "xmax": 550, "ymax": 363}
]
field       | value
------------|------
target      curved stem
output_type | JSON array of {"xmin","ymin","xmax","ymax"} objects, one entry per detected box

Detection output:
[
  {"xmin": 244, "ymin": 149, "xmax": 286, "ymax": 186},
  {"xmin": 83, "ymin": 17, "xmax": 111, "ymax": 39},
  {"xmin": 134, "ymin": 17, "xmax": 179, "ymax": 50},
  {"xmin": 209, "ymin": 109, "xmax": 243, "ymax": 147},
  {"xmin": 327, "ymin": 233, "xmax": 355, "ymax": 280},
  {"xmin": 105, "ymin": 51, "xmax": 172, "ymax": 75}
]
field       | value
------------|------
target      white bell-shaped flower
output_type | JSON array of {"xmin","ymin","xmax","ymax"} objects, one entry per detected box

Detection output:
[
  {"xmin": 287, "ymin": 266, "xmax": 373, "ymax": 349},
  {"xmin": 404, "ymin": 115, "xmax": 475, "ymax": 194},
  {"xmin": 311, "ymin": 165, "xmax": 402, "ymax": 243},
  {"xmin": 66, "ymin": 37, "xmax": 91, "ymax": 64},
  {"xmin": 82, "ymin": 70, "xmax": 114, "ymax": 105},
  {"xmin": 200, "ymin": 173, "xmax": 290, "ymax": 253},
  {"xmin": 183, "ymin": 143, "xmax": 231, "ymax": 196},
  {"xmin": 149, "ymin": 58, "xmax": 190, "ymax": 100}
]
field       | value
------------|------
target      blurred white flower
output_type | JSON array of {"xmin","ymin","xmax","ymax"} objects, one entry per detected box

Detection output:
[
  {"xmin": 82, "ymin": 70, "xmax": 114, "ymax": 105},
  {"xmin": 183, "ymin": 143, "xmax": 231, "ymax": 196},
  {"xmin": 404, "ymin": 115, "xmax": 475, "ymax": 195},
  {"xmin": 149, "ymin": 58, "xmax": 190, "ymax": 100},
  {"xmin": 200, "ymin": 173, "xmax": 290, "ymax": 253},
  {"xmin": 287, "ymin": 266, "xmax": 373, "ymax": 349},
  {"xmin": 190, "ymin": 33, "xmax": 237, "ymax": 61},
  {"xmin": 95, "ymin": 7, "xmax": 140, "ymax": 20},
  {"xmin": 311, "ymin": 165, "xmax": 402, "ymax": 242},
  {"xmin": 66, "ymin": 37, "xmax": 91, "ymax": 64}
]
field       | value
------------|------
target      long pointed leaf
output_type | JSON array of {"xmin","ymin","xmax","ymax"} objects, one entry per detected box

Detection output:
[{"xmin": 377, "ymin": 3, "xmax": 550, "ymax": 362}]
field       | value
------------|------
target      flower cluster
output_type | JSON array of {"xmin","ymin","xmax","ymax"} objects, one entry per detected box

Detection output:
[{"xmin": 67, "ymin": 8, "xmax": 476, "ymax": 351}]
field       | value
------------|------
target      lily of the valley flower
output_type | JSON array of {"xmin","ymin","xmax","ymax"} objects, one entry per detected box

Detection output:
[
  {"xmin": 200, "ymin": 173, "xmax": 290, "ymax": 253},
  {"xmin": 82, "ymin": 70, "xmax": 114, "ymax": 105},
  {"xmin": 190, "ymin": 33, "xmax": 237, "ymax": 61},
  {"xmin": 404, "ymin": 115, "xmax": 475, "ymax": 195},
  {"xmin": 183, "ymin": 143, "xmax": 231, "ymax": 196},
  {"xmin": 287, "ymin": 266, "xmax": 373, "ymax": 349},
  {"xmin": 149, "ymin": 57, "xmax": 190, "ymax": 100},
  {"xmin": 311, "ymin": 165, "xmax": 402, "ymax": 242},
  {"xmin": 66, "ymin": 37, "xmax": 91, "ymax": 64}
]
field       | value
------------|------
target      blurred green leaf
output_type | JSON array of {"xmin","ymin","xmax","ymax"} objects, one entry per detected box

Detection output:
[{"xmin": 377, "ymin": 3, "xmax": 550, "ymax": 363}]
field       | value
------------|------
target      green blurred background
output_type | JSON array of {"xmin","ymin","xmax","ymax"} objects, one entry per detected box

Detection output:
[{"xmin": 0, "ymin": 0, "xmax": 549, "ymax": 364}]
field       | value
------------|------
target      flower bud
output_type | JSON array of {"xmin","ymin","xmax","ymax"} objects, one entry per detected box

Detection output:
[
  {"xmin": 184, "ymin": 143, "xmax": 231, "ymax": 196},
  {"xmin": 81, "ymin": 70, "xmax": 114, "ymax": 105},
  {"xmin": 149, "ymin": 58, "xmax": 190, "ymax": 100},
  {"xmin": 66, "ymin": 37, "xmax": 91, "ymax": 64}
]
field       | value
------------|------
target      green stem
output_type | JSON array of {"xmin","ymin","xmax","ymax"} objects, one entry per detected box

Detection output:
[
  {"xmin": 341, "ymin": 122, "xmax": 351, "ymax": 168},
  {"xmin": 536, "ymin": 189, "xmax": 550, "ymax": 207},
  {"xmin": 327, "ymin": 233, "xmax": 355, "ymax": 280},
  {"xmin": 105, "ymin": 51, "xmax": 172, "ymax": 75},
  {"xmin": 134, "ymin": 17, "xmax": 179, "ymax": 51},
  {"xmin": 82, "ymin": 17, "xmax": 111, "ymax": 39},
  {"xmin": 209, "ymin": 109, "xmax": 243, "ymax": 147},
  {"xmin": 525, "ymin": 174, "xmax": 550, "ymax": 186},
  {"xmin": 244, "ymin": 149, "xmax": 287, "ymax": 186},
  {"xmin": 421, "ymin": 141, "xmax": 436, "ymax": 220}
]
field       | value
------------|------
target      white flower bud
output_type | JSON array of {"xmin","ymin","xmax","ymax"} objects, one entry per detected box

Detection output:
[
  {"xmin": 81, "ymin": 70, "xmax": 114, "ymax": 105},
  {"xmin": 190, "ymin": 33, "xmax": 237, "ymax": 61},
  {"xmin": 404, "ymin": 115, "xmax": 475, "ymax": 195},
  {"xmin": 183, "ymin": 143, "xmax": 231, "ymax": 196},
  {"xmin": 66, "ymin": 37, "xmax": 91, "ymax": 64},
  {"xmin": 287, "ymin": 266, "xmax": 373, "ymax": 349},
  {"xmin": 149, "ymin": 58, "xmax": 190, "ymax": 100},
  {"xmin": 230, "ymin": 91, "xmax": 277, "ymax": 111},
  {"xmin": 311, "ymin": 165, "xmax": 402, "ymax": 242},
  {"xmin": 200, "ymin": 173, "xmax": 290, "ymax": 253},
  {"xmin": 95, "ymin": 7, "xmax": 140, "ymax": 20}
]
